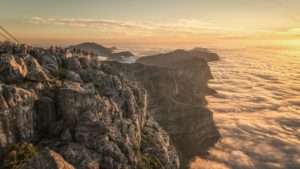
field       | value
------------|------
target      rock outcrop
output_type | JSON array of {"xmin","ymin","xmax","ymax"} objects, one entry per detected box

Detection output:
[
  {"xmin": 103, "ymin": 59, "xmax": 220, "ymax": 168},
  {"xmin": 0, "ymin": 54, "xmax": 28, "ymax": 84},
  {"xmin": 0, "ymin": 84, "xmax": 37, "ymax": 148},
  {"xmin": 0, "ymin": 41, "xmax": 220, "ymax": 169},
  {"xmin": 0, "ymin": 42, "xmax": 179, "ymax": 169}
]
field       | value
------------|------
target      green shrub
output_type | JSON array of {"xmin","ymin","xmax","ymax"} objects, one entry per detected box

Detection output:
[{"xmin": 0, "ymin": 142, "xmax": 38, "ymax": 169}]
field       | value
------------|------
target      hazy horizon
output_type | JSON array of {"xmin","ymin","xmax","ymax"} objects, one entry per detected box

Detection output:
[
  {"xmin": 1, "ymin": 1, "xmax": 300, "ymax": 169},
  {"xmin": 1, "ymin": 0, "xmax": 300, "ymax": 49}
]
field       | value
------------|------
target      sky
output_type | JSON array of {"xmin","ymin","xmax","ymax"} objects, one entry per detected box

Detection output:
[{"xmin": 0, "ymin": 0, "xmax": 300, "ymax": 48}]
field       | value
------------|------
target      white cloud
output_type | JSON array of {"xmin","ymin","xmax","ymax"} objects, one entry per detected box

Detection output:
[
  {"xmin": 28, "ymin": 17, "xmax": 253, "ymax": 37},
  {"xmin": 190, "ymin": 49, "xmax": 300, "ymax": 169}
]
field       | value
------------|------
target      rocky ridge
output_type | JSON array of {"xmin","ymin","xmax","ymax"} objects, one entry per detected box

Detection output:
[
  {"xmin": 0, "ymin": 41, "xmax": 179, "ymax": 169},
  {"xmin": 105, "ymin": 56, "xmax": 220, "ymax": 168},
  {"xmin": 0, "ymin": 41, "xmax": 220, "ymax": 169},
  {"xmin": 136, "ymin": 48, "xmax": 219, "ymax": 66}
]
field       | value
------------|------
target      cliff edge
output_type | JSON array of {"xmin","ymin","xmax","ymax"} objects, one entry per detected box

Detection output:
[
  {"xmin": 106, "ymin": 51, "xmax": 220, "ymax": 168},
  {"xmin": 0, "ymin": 42, "xmax": 220, "ymax": 169}
]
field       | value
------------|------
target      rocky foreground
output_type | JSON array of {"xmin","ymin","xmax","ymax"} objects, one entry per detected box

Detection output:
[{"xmin": 0, "ymin": 42, "xmax": 220, "ymax": 169}]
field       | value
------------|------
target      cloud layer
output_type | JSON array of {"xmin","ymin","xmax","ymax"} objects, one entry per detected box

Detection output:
[
  {"xmin": 27, "ymin": 17, "xmax": 262, "ymax": 38},
  {"xmin": 190, "ymin": 48, "xmax": 300, "ymax": 169}
]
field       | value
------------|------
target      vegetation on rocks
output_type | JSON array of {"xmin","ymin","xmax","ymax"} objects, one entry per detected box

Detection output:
[{"xmin": 0, "ymin": 143, "xmax": 38, "ymax": 169}]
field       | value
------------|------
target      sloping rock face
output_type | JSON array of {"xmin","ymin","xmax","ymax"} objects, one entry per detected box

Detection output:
[
  {"xmin": 0, "ymin": 84, "xmax": 37, "ymax": 147},
  {"xmin": 104, "ymin": 57, "xmax": 220, "ymax": 168},
  {"xmin": 0, "ymin": 55, "xmax": 28, "ymax": 84},
  {"xmin": 0, "ymin": 44, "xmax": 179, "ymax": 169}
]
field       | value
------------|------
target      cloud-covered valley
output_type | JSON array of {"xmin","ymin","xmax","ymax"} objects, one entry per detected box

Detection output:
[{"xmin": 190, "ymin": 48, "xmax": 300, "ymax": 169}]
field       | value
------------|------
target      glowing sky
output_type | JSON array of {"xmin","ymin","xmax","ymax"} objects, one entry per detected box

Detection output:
[{"xmin": 0, "ymin": 0, "xmax": 300, "ymax": 47}]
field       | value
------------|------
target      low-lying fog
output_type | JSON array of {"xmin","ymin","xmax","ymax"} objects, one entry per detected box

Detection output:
[
  {"xmin": 190, "ymin": 48, "xmax": 300, "ymax": 169},
  {"xmin": 129, "ymin": 46, "xmax": 300, "ymax": 169}
]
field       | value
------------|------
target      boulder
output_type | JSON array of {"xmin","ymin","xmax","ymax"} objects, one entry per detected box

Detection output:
[
  {"xmin": 25, "ymin": 56, "xmax": 49, "ymax": 82},
  {"xmin": 40, "ymin": 55, "xmax": 60, "ymax": 73},
  {"xmin": 64, "ymin": 70, "xmax": 83, "ymax": 83},
  {"xmin": 64, "ymin": 57, "xmax": 82, "ymax": 71},
  {"xmin": 0, "ymin": 55, "xmax": 28, "ymax": 84}
]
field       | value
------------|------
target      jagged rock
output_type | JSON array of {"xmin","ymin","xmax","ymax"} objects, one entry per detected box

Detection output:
[
  {"xmin": 140, "ymin": 118, "xmax": 180, "ymax": 169},
  {"xmin": 18, "ymin": 149, "xmax": 75, "ymax": 169},
  {"xmin": 44, "ymin": 71, "xmax": 178, "ymax": 169},
  {"xmin": 0, "ymin": 54, "xmax": 28, "ymax": 84},
  {"xmin": 0, "ymin": 84, "xmax": 37, "ymax": 147},
  {"xmin": 57, "ymin": 82, "xmax": 98, "ymax": 127},
  {"xmin": 60, "ymin": 129, "xmax": 73, "ymax": 141},
  {"xmin": 0, "ymin": 42, "xmax": 220, "ymax": 169},
  {"xmin": 25, "ymin": 56, "xmax": 49, "ymax": 82},
  {"xmin": 64, "ymin": 57, "xmax": 82, "ymax": 71},
  {"xmin": 104, "ymin": 61, "xmax": 220, "ymax": 167},
  {"xmin": 64, "ymin": 70, "xmax": 83, "ymax": 83},
  {"xmin": 57, "ymin": 143, "xmax": 101, "ymax": 169},
  {"xmin": 38, "ymin": 54, "xmax": 60, "ymax": 75}
]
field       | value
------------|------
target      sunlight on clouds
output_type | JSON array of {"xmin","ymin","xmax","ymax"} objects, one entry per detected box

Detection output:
[
  {"xmin": 26, "ymin": 17, "xmax": 300, "ymax": 49},
  {"xmin": 26, "ymin": 17, "xmax": 273, "ymax": 37},
  {"xmin": 190, "ymin": 48, "xmax": 300, "ymax": 169}
]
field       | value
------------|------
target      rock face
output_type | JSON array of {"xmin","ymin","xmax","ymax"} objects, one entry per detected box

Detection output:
[
  {"xmin": 105, "ymin": 56, "xmax": 220, "ymax": 167},
  {"xmin": 25, "ymin": 56, "xmax": 49, "ymax": 82},
  {"xmin": 0, "ymin": 54, "xmax": 28, "ymax": 84},
  {"xmin": 0, "ymin": 84, "xmax": 37, "ymax": 147},
  {"xmin": 0, "ymin": 42, "xmax": 220, "ymax": 169},
  {"xmin": 0, "ymin": 42, "xmax": 179, "ymax": 169}
]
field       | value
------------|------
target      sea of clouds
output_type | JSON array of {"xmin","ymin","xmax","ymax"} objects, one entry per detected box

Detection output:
[{"xmin": 190, "ymin": 48, "xmax": 300, "ymax": 169}]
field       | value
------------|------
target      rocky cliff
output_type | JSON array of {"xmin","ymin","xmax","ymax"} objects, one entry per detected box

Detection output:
[
  {"xmin": 0, "ymin": 42, "xmax": 220, "ymax": 169},
  {"xmin": 104, "ymin": 56, "xmax": 220, "ymax": 168},
  {"xmin": 0, "ymin": 43, "xmax": 179, "ymax": 169}
]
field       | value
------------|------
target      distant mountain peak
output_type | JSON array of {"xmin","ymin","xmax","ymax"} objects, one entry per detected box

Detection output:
[
  {"xmin": 136, "ymin": 47, "xmax": 219, "ymax": 66},
  {"xmin": 67, "ymin": 42, "xmax": 137, "ymax": 63},
  {"xmin": 190, "ymin": 47, "xmax": 210, "ymax": 52}
]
